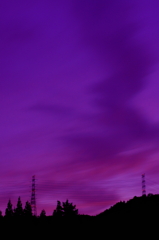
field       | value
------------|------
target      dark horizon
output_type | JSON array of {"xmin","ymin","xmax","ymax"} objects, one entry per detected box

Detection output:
[
  {"xmin": 0, "ymin": 174, "xmax": 157, "ymax": 216},
  {"xmin": 1, "ymin": 192, "xmax": 159, "ymax": 217}
]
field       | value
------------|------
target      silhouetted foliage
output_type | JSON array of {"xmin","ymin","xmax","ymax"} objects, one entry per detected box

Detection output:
[
  {"xmin": 14, "ymin": 196, "xmax": 23, "ymax": 217},
  {"xmin": 2, "ymin": 193, "xmax": 159, "ymax": 239},
  {"xmin": 24, "ymin": 201, "xmax": 32, "ymax": 217},
  {"xmin": 0, "ymin": 211, "xmax": 3, "ymax": 218},
  {"xmin": 148, "ymin": 193, "xmax": 153, "ymax": 197},
  {"xmin": 62, "ymin": 199, "xmax": 78, "ymax": 217},
  {"xmin": 96, "ymin": 193, "xmax": 159, "ymax": 226},
  {"xmin": 53, "ymin": 200, "xmax": 63, "ymax": 217},
  {"xmin": 5, "ymin": 199, "xmax": 13, "ymax": 217},
  {"xmin": 53, "ymin": 199, "xmax": 78, "ymax": 217},
  {"xmin": 40, "ymin": 209, "xmax": 46, "ymax": 218}
]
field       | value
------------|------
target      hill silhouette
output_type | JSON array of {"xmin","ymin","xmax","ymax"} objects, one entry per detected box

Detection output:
[
  {"xmin": 1, "ymin": 194, "xmax": 159, "ymax": 238},
  {"xmin": 96, "ymin": 193, "xmax": 159, "ymax": 218},
  {"xmin": 94, "ymin": 193, "xmax": 159, "ymax": 237}
]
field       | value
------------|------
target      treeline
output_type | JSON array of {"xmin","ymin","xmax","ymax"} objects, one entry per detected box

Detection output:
[
  {"xmin": 0, "ymin": 194, "xmax": 159, "ymax": 238},
  {"xmin": 96, "ymin": 193, "xmax": 159, "ymax": 218},
  {"xmin": 0, "ymin": 197, "xmax": 79, "ymax": 218},
  {"xmin": 2, "ymin": 193, "xmax": 159, "ymax": 220}
]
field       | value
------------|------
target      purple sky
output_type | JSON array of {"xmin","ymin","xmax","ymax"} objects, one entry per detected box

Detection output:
[{"xmin": 1, "ymin": 0, "xmax": 159, "ymax": 216}]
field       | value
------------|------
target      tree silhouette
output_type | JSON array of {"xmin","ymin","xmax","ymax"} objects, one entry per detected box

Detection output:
[
  {"xmin": 40, "ymin": 209, "xmax": 46, "ymax": 218},
  {"xmin": 24, "ymin": 201, "xmax": 32, "ymax": 217},
  {"xmin": 5, "ymin": 199, "xmax": 13, "ymax": 217},
  {"xmin": 53, "ymin": 199, "xmax": 78, "ymax": 217},
  {"xmin": 53, "ymin": 200, "xmax": 63, "ymax": 217},
  {"xmin": 62, "ymin": 199, "xmax": 78, "ymax": 217},
  {"xmin": 14, "ymin": 197, "xmax": 23, "ymax": 217}
]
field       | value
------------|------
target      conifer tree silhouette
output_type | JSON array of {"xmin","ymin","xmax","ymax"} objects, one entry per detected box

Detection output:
[
  {"xmin": 24, "ymin": 201, "xmax": 32, "ymax": 217},
  {"xmin": 14, "ymin": 197, "xmax": 23, "ymax": 217},
  {"xmin": 53, "ymin": 200, "xmax": 63, "ymax": 217},
  {"xmin": 40, "ymin": 209, "xmax": 46, "ymax": 218},
  {"xmin": 5, "ymin": 199, "xmax": 13, "ymax": 217}
]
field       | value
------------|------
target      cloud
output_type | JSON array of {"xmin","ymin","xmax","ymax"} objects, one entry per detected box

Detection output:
[
  {"xmin": 59, "ymin": 1, "xmax": 159, "ymax": 185},
  {"xmin": 28, "ymin": 103, "xmax": 73, "ymax": 116}
]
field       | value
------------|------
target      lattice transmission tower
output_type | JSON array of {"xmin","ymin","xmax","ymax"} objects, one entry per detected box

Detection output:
[
  {"xmin": 31, "ymin": 175, "xmax": 37, "ymax": 216},
  {"xmin": 142, "ymin": 174, "xmax": 146, "ymax": 196}
]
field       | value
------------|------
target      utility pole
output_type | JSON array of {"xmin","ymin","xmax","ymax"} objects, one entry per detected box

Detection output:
[
  {"xmin": 31, "ymin": 175, "xmax": 37, "ymax": 216},
  {"xmin": 142, "ymin": 174, "xmax": 146, "ymax": 196}
]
